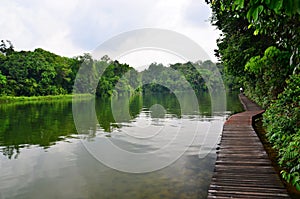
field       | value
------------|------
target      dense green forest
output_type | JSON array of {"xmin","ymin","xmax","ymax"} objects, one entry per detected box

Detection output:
[
  {"xmin": 141, "ymin": 61, "xmax": 223, "ymax": 93},
  {"xmin": 205, "ymin": 0, "xmax": 300, "ymax": 190},
  {"xmin": 0, "ymin": 41, "xmax": 138, "ymax": 98},
  {"xmin": 0, "ymin": 40, "xmax": 221, "ymax": 98}
]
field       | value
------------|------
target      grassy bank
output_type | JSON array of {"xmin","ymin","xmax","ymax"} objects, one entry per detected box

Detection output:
[{"xmin": 0, "ymin": 94, "xmax": 94, "ymax": 103}]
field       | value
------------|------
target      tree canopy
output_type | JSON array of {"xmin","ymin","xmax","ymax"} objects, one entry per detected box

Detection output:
[{"xmin": 0, "ymin": 46, "xmax": 141, "ymax": 98}]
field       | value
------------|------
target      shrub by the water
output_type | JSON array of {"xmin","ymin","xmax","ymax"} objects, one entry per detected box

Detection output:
[{"xmin": 263, "ymin": 73, "xmax": 300, "ymax": 190}]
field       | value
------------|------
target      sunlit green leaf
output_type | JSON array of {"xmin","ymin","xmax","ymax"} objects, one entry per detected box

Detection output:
[{"xmin": 250, "ymin": 5, "xmax": 264, "ymax": 22}]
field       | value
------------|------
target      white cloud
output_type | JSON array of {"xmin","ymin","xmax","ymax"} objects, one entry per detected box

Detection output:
[
  {"xmin": 142, "ymin": 0, "xmax": 220, "ymax": 62},
  {"xmin": 0, "ymin": 0, "xmax": 220, "ymax": 61},
  {"xmin": 0, "ymin": 0, "xmax": 83, "ymax": 56}
]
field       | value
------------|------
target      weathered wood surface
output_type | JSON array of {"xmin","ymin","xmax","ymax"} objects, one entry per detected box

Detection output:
[{"xmin": 207, "ymin": 94, "xmax": 290, "ymax": 198}]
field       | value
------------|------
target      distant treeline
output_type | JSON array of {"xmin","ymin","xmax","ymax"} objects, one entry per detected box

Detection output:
[
  {"xmin": 0, "ymin": 40, "xmax": 223, "ymax": 98},
  {"xmin": 0, "ymin": 41, "xmax": 137, "ymax": 97},
  {"xmin": 141, "ymin": 61, "xmax": 223, "ymax": 93}
]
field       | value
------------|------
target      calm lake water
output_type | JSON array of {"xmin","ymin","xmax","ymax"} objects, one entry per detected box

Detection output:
[{"xmin": 0, "ymin": 92, "xmax": 243, "ymax": 199}]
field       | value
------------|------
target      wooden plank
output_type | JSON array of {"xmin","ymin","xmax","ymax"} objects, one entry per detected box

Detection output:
[
  {"xmin": 208, "ymin": 189, "xmax": 290, "ymax": 198},
  {"xmin": 209, "ymin": 185, "xmax": 288, "ymax": 194},
  {"xmin": 210, "ymin": 179, "xmax": 284, "ymax": 187}
]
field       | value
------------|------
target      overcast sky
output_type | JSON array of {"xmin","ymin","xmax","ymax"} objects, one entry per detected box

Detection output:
[{"xmin": 0, "ymin": 0, "xmax": 220, "ymax": 64}]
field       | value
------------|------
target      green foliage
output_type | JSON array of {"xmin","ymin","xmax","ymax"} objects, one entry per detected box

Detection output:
[
  {"xmin": 141, "ymin": 61, "xmax": 223, "ymax": 94},
  {"xmin": 0, "ymin": 40, "xmax": 14, "ymax": 56},
  {"xmin": 73, "ymin": 53, "xmax": 99, "ymax": 94},
  {"xmin": 243, "ymin": 0, "xmax": 300, "ymax": 20},
  {"xmin": 0, "ymin": 43, "xmax": 141, "ymax": 98},
  {"xmin": 206, "ymin": 0, "xmax": 300, "ymax": 191},
  {"xmin": 207, "ymin": 0, "xmax": 276, "ymax": 92},
  {"xmin": 141, "ymin": 63, "xmax": 183, "ymax": 93},
  {"xmin": 0, "ymin": 48, "xmax": 80, "ymax": 96},
  {"xmin": 263, "ymin": 74, "xmax": 300, "ymax": 190},
  {"xmin": 244, "ymin": 46, "xmax": 292, "ymax": 107},
  {"xmin": 225, "ymin": 0, "xmax": 300, "ymax": 67},
  {"xmin": 0, "ymin": 71, "xmax": 6, "ymax": 86},
  {"xmin": 0, "ymin": 94, "xmax": 92, "ymax": 104},
  {"xmin": 96, "ymin": 60, "xmax": 141, "ymax": 97},
  {"xmin": 247, "ymin": 4, "xmax": 264, "ymax": 22},
  {"xmin": 244, "ymin": 55, "xmax": 261, "ymax": 73}
]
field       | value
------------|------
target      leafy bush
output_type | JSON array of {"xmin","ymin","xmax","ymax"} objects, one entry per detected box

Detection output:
[
  {"xmin": 244, "ymin": 46, "xmax": 292, "ymax": 107},
  {"xmin": 263, "ymin": 73, "xmax": 300, "ymax": 190}
]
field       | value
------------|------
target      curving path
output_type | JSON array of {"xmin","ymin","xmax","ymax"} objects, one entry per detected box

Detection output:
[{"xmin": 207, "ymin": 94, "xmax": 290, "ymax": 198}]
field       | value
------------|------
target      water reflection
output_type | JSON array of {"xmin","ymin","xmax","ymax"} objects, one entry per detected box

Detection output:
[
  {"xmin": 0, "ymin": 92, "xmax": 241, "ymax": 159},
  {"xmin": 0, "ymin": 92, "xmax": 243, "ymax": 199},
  {"xmin": 0, "ymin": 101, "xmax": 76, "ymax": 159}
]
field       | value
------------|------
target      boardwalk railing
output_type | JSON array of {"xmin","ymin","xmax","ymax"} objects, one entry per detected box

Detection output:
[{"xmin": 207, "ymin": 94, "xmax": 290, "ymax": 198}]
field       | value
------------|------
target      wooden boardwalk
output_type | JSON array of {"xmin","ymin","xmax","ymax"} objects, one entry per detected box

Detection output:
[{"xmin": 207, "ymin": 94, "xmax": 290, "ymax": 198}]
